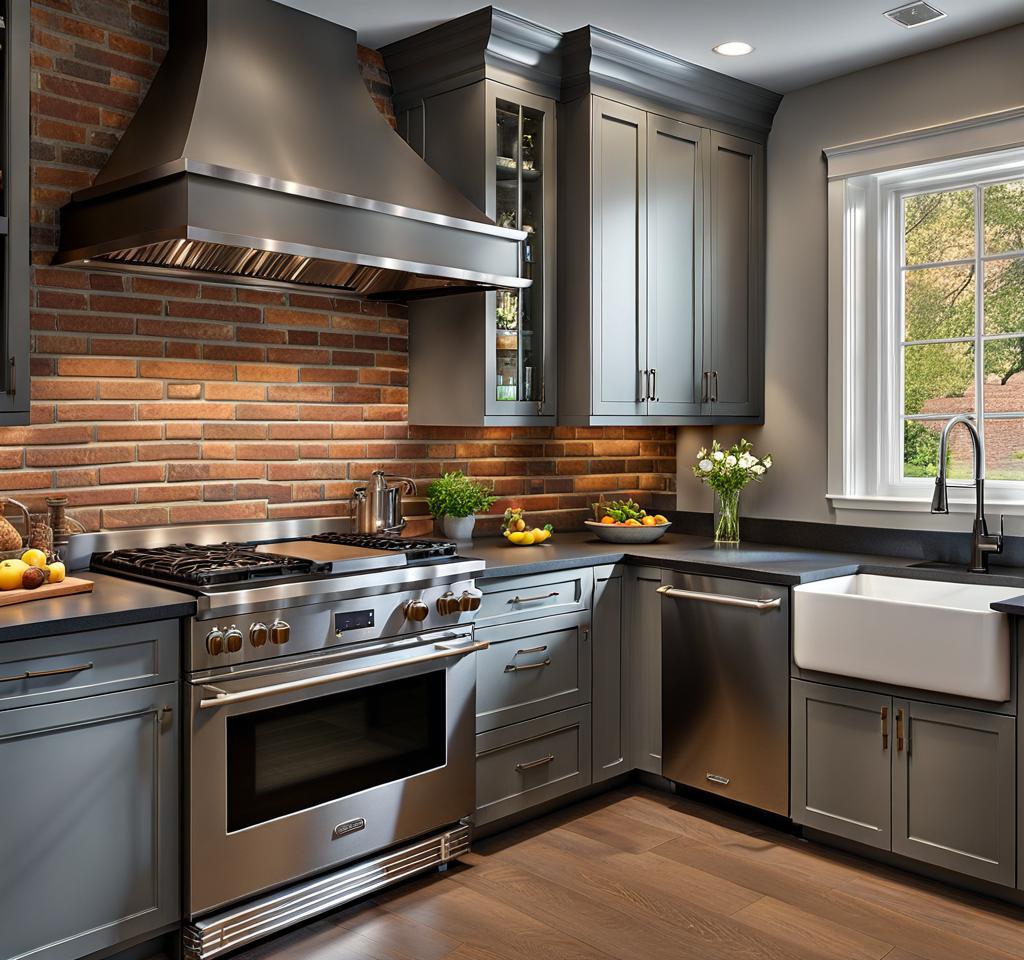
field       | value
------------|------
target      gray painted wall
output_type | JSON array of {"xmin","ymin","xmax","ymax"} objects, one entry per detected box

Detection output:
[{"xmin": 676, "ymin": 23, "xmax": 1024, "ymax": 532}]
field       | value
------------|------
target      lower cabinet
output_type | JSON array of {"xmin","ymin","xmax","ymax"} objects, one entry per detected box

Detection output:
[
  {"xmin": 592, "ymin": 565, "xmax": 627, "ymax": 782},
  {"xmin": 628, "ymin": 566, "xmax": 663, "ymax": 775},
  {"xmin": 475, "ymin": 706, "xmax": 592, "ymax": 826},
  {"xmin": 793, "ymin": 679, "xmax": 1016, "ymax": 887},
  {"xmin": 0, "ymin": 683, "xmax": 180, "ymax": 960}
]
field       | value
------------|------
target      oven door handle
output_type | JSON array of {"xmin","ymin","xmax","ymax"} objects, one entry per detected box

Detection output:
[{"xmin": 197, "ymin": 638, "xmax": 489, "ymax": 710}]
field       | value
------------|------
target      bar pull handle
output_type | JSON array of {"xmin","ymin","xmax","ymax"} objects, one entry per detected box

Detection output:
[
  {"xmin": 657, "ymin": 585, "xmax": 782, "ymax": 612},
  {"xmin": 0, "ymin": 662, "xmax": 94, "ymax": 684},
  {"xmin": 710, "ymin": 370, "xmax": 719, "ymax": 403},
  {"xmin": 638, "ymin": 369, "xmax": 649, "ymax": 404},
  {"xmin": 507, "ymin": 591, "xmax": 559, "ymax": 605},
  {"xmin": 701, "ymin": 371, "xmax": 709, "ymax": 404},
  {"xmin": 649, "ymin": 368, "xmax": 658, "ymax": 402},
  {"xmin": 516, "ymin": 754, "xmax": 555, "ymax": 773},
  {"xmin": 881, "ymin": 706, "xmax": 889, "ymax": 751},
  {"xmin": 896, "ymin": 708, "xmax": 905, "ymax": 752},
  {"xmin": 514, "ymin": 645, "xmax": 548, "ymax": 656},
  {"xmin": 504, "ymin": 658, "xmax": 551, "ymax": 673},
  {"xmin": 706, "ymin": 773, "xmax": 731, "ymax": 785}
]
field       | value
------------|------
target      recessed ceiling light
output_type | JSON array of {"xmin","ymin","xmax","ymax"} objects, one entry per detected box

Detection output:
[
  {"xmin": 712, "ymin": 40, "xmax": 754, "ymax": 57},
  {"xmin": 884, "ymin": 2, "xmax": 946, "ymax": 29}
]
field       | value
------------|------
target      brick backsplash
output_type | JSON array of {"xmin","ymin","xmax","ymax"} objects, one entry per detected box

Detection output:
[{"xmin": 2, "ymin": 0, "xmax": 677, "ymax": 536}]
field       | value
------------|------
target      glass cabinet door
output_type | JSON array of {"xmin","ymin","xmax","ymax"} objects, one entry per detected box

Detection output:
[{"xmin": 493, "ymin": 94, "xmax": 549, "ymax": 413}]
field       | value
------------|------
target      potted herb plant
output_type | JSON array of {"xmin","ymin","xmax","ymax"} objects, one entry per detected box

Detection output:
[{"xmin": 426, "ymin": 471, "xmax": 498, "ymax": 541}]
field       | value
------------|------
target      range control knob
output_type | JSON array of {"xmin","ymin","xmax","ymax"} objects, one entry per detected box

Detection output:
[
  {"xmin": 269, "ymin": 619, "xmax": 290, "ymax": 645},
  {"xmin": 404, "ymin": 599, "xmax": 429, "ymax": 623},
  {"xmin": 249, "ymin": 622, "xmax": 269, "ymax": 648},
  {"xmin": 436, "ymin": 592, "xmax": 460, "ymax": 616},
  {"xmin": 205, "ymin": 627, "xmax": 225, "ymax": 657},
  {"xmin": 459, "ymin": 590, "xmax": 483, "ymax": 612},
  {"xmin": 224, "ymin": 626, "xmax": 243, "ymax": 654}
]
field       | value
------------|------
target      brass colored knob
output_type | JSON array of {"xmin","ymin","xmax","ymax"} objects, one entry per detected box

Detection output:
[
  {"xmin": 436, "ymin": 592, "xmax": 459, "ymax": 616},
  {"xmin": 249, "ymin": 622, "xmax": 269, "ymax": 647},
  {"xmin": 460, "ymin": 590, "xmax": 482, "ymax": 612},
  {"xmin": 405, "ymin": 600, "xmax": 429, "ymax": 622},
  {"xmin": 205, "ymin": 628, "xmax": 225, "ymax": 657},
  {"xmin": 270, "ymin": 620, "xmax": 290, "ymax": 645},
  {"xmin": 225, "ymin": 626, "xmax": 243, "ymax": 654}
]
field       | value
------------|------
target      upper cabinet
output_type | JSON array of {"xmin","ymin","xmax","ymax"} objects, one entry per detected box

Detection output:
[
  {"xmin": 558, "ymin": 27, "xmax": 774, "ymax": 426},
  {"xmin": 385, "ymin": 12, "xmax": 780, "ymax": 427},
  {"xmin": 0, "ymin": 0, "xmax": 30, "ymax": 425},
  {"xmin": 383, "ymin": 11, "xmax": 561, "ymax": 426}
]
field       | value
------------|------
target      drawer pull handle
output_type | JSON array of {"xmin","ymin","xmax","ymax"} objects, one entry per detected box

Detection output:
[
  {"xmin": 0, "ymin": 662, "xmax": 94, "ymax": 684},
  {"xmin": 515, "ymin": 645, "xmax": 548, "ymax": 655},
  {"xmin": 504, "ymin": 658, "xmax": 551, "ymax": 673},
  {"xmin": 507, "ymin": 592, "xmax": 559, "ymax": 605},
  {"xmin": 516, "ymin": 753, "xmax": 555, "ymax": 772},
  {"xmin": 706, "ymin": 773, "xmax": 731, "ymax": 785},
  {"xmin": 881, "ymin": 706, "xmax": 889, "ymax": 751}
]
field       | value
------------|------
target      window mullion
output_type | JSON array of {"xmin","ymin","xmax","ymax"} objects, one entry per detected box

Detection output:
[{"xmin": 974, "ymin": 183, "xmax": 984, "ymax": 458}]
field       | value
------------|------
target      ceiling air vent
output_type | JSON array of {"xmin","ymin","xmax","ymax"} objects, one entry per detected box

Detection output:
[{"xmin": 884, "ymin": 2, "xmax": 947, "ymax": 28}]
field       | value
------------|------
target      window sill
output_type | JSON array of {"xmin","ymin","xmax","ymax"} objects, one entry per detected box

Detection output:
[{"xmin": 828, "ymin": 494, "xmax": 1024, "ymax": 517}]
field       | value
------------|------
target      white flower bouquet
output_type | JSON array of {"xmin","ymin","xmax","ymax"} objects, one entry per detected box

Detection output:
[{"xmin": 692, "ymin": 438, "xmax": 772, "ymax": 543}]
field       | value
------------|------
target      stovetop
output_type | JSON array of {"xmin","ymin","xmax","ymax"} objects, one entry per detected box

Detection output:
[{"xmin": 91, "ymin": 533, "xmax": 459, "ymax": 591}]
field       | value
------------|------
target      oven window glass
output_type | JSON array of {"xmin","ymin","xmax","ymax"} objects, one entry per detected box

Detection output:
[{"xmin": 226, "ymin": 670, "xmax": 447, "ymax": 831}]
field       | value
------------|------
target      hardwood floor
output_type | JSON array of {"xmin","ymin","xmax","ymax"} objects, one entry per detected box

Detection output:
[{"xmin": 238, "ymin": 786, "xmax": 1024, "ymax": 960}]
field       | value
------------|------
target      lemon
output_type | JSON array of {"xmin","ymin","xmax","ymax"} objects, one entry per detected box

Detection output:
[
  {"xmin": 520, "ymin": 531, "xmax": 536, "ymax": 545},
  {"xmin": 535, "ymin": 529, "xmax": 552, "ymax": 543},
  {"xmin": 47, "ymin": 561, "xmax": 66, "ymax": 584},
  {"xmin": 507, "ymin": 531, "xmax": 526, "ymax": 544},
  {"xmin": 514, "ymin": 518, "xmax": 526, "ymax": 532},
  {"xmin": 21, "ymin": 548, "xmax": 47, "ymax": 569}
]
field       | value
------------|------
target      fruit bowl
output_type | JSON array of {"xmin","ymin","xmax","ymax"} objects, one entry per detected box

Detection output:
[{"xmin": 584, "ymin": 519, "xmax": 671, "ymax": 544}]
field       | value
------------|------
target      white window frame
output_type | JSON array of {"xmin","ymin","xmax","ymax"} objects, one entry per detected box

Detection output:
[{"xmin": 827, "ymin": 141, "xmax": 1024, "ymax": 519}]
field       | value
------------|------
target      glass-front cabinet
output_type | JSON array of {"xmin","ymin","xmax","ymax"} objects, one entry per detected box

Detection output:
[{"xmin": 391, "ymin": 71, "xmax": 557, "ymax": 425}]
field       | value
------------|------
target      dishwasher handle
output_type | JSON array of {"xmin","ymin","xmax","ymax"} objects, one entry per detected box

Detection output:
[{"xmin": 656, "ymin": 584, "xmax": 782, "ymax": 611}]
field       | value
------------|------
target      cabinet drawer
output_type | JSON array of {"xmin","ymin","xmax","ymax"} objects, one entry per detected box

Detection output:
[
  {"xmin": 477, "ymin": 568, "xmax": 593, "ymax": 626},
  {"xmin": 476, "ymin": 613, "xmax": 591, "ymax": 732},
  {"xmin": 0, "ymin": 619, "xmax": 180, "ymax": 710},
  {"xmin": 475, "ymin": 705, "xmax": 591, "ymax": 826}
]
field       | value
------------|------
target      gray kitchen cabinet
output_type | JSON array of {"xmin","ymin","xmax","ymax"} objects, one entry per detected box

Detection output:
[
  {"xmin": 704, "ymin": 131, "xmax": 765, "ymax": 419},
  {"xmin": 892, "ymin": 699, "xmax": 1015, "ymax": 887},
  {"xmin": 475, "ymin": 611, "xmax": 592, "ymax": 733},
  {"xmin": 794, "ymin": 679, "xmax": 1017, "ymax": 887},
  {"xmin": 627, "ymin": 566, "xmax": 663, "ymax": 775},
  {"xmin": 792, "ymin": 680, "xmax": 892, "ymax": 851},
  {"xmin": 384, "ymin": 12, "xmax": 559, "ymax": 425},
  {"xmin": 592, "ymin": 565, "xmax": 628, "ymax": 782},
  {"xmin": 476, "ymin": 566, "xmax": 593, "ymax": 627},
  {"xmin": 0, "ymin": 683, "xmax": 180, "ymax": 960}
]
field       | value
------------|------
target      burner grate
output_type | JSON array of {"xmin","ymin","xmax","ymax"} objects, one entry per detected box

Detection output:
[
  {"xmin": 95, "ymin": 543, "xmax": 325, "ymax": 586},
  {"xmin": 309, "ymin": 533, "xmax": 457, "ymax": 562}
]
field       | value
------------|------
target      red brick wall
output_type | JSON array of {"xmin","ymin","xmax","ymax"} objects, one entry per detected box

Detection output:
[{"xmin": 3, "ymin": 0, "xmax": 676, "ymax": 535}]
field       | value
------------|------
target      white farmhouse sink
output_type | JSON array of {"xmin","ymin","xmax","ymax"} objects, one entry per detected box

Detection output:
[{"xmin": 793, "ymin": 575, "xmax": 1021, "ymax": 702}]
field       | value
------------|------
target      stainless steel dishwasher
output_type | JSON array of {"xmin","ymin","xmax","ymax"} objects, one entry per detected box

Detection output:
[{"xmin": 660, "ymin": 572, "xmax": 790, "ymax": 816}]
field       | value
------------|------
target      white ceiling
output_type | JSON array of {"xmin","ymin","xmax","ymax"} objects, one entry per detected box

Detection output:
[{"xmin": 278, "ymin": 0, "xmax": 1024, "ymax": 92}]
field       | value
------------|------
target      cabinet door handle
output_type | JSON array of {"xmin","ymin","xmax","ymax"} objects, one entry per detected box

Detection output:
[
  {"xmin": 507, "ymin": 592, "xmax": 559, "ymax": 605},
  {"xmin": 657, "ymin": 585, "xmax": 782, "ymax": 611},
  {"xmin": 706, "ymin": 773, "xmax": 731, "ymax": 785},
  {"xmin": 649, "ymin": 368, "xmax": 658, "ymax": 402},
  {"xmin": 638, "ymin": 369, "xmax": 649, "ymax": 404},
  {"xmin": 516, "ymin": 753, "xmax": 555, "ymax": 772},
  {"xmin": 0, "ymin": 661, "xmax": 94, "ymax": 684},
  {"xmin": 896, "ymin": 708, "xmax": 905, "ymax": 752},
  {"xmin": 710, "ymin": 370, "xmax": 719, "ymax": 403},
  {"xmin": 880, "ymin": 706, "xmax": 889, "ymax": 751},
  {"xmin": 701, "ymin": 371, "xmax": 709, "ymax": 403}
]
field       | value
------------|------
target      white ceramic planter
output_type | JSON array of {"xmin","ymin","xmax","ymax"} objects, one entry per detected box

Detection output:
[{"xmin": 442, "ymin": 515, "xmax": 476, "ymax": 541}]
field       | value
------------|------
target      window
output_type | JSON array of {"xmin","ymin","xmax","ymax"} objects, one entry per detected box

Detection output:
[
  {"xmin": 900, "ymin": 176, "xmax": 1024, "ymax": 484},
  {"xmin": 827, "ymin": 137, "xmax": 1024, "ymax": 517}
]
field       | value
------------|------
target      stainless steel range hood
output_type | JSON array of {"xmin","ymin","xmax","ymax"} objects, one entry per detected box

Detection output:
[{"xmin": 53, "ymin": 0, "xmax": 528, "ymax": 300}]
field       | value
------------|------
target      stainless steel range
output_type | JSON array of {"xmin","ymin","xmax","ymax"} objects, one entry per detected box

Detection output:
[{"xmin": 84, "ymin": 520, "xmax": 486, "ymax": 960}]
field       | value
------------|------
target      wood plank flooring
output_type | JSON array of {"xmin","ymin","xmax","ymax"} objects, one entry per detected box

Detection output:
[{"xmin": 237, "ymin": 786, "xmax": 1024, "ymax": 960}]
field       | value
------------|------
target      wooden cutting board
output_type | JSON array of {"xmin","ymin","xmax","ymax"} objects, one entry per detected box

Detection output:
[{"xmin": 0, "ymin": 576, "xmax": 93, "ymax": 607}]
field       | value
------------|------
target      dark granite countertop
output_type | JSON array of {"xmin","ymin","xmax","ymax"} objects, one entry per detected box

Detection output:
[{"xmin": 0, "ymin": 572, "xmax": 196, "ymax": 643}]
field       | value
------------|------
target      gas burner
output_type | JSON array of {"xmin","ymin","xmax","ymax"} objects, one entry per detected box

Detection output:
[
  {"xmin": 308, "ymin": 532, "xmax": 457, "ymax": 562},
  {"xmin": 94, "ymin": 543, "xmax": 326, "ymax": 587}
]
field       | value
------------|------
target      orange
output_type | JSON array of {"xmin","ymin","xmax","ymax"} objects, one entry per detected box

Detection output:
[
  {"xmin": 641, "ymin": 515, "xmax": 657, "ymax": 526},
  {"xmin": 600, "ymin": 515, "xmax": 615, "ymax": 524},
  {"xmin": 624, "ymin": 518, "xmax": 642, "ymax": 527}
]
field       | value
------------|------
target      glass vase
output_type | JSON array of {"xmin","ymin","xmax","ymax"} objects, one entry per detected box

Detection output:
[{"xmin": 714, "ymin": 489, "xmax": 740, "ymax": 544}]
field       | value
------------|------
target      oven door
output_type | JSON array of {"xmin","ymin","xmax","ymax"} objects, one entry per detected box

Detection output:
[{"xmin": 187, "ymin": 629, "xmax": 482, "ymax": 918}]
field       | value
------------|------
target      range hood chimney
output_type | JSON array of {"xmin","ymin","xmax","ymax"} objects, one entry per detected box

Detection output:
[{"xmin": 54, "ymin": 0, "xmax": 528, "ymax": 300}]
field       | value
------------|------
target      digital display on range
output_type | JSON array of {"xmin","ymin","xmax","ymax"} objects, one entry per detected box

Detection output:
[{"xmin": 335, "ymin": 610, "xmax": 374, "ymax": 633}]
